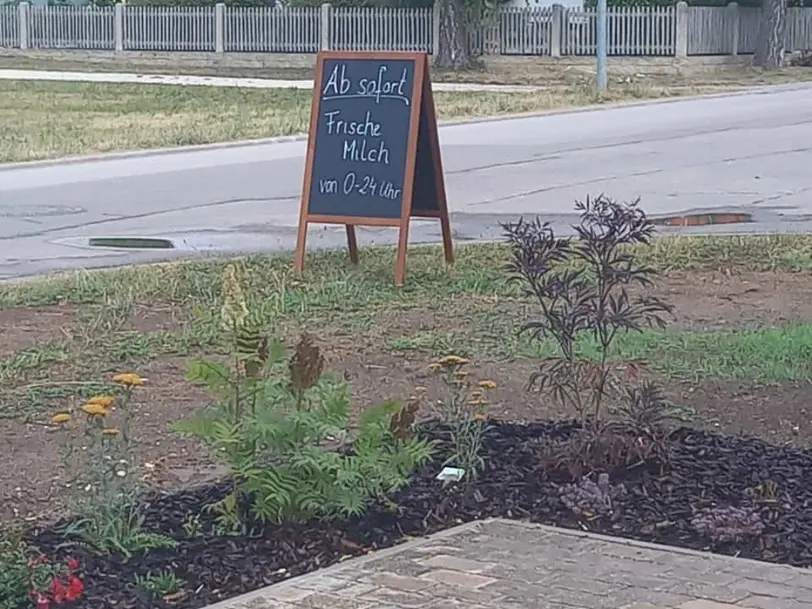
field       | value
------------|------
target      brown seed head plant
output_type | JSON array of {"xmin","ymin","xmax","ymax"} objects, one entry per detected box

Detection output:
[
  {"xmin": 289, "ymin": 333, "xmax": 325, "ymax": 410},
  {"xmin": 503, "ymin": 196, "xmax": 680, "ymax": 477},
  {"xmin": 390, "ymin": 399, "xmax": 420, "ymax": 441}
]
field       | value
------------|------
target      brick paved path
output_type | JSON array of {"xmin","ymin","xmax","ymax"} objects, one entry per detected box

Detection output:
[{"xmin": 207, "ymin": 519, "xmax": 812, "ymax": 609}]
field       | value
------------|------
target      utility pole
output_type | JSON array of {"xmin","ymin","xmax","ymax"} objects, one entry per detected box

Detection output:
[{"xmin": 596, "ymin": 0, "xmax": 608, "ymax": 90}]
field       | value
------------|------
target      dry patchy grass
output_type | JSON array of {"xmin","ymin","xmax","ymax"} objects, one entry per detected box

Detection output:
[
  {"xmin": 0, "ymin": 77, "xmax": 752, "ymax": 162},
  {"xmin": 435, "ymin": 58, "xmax": 812, "ymax": 87}
]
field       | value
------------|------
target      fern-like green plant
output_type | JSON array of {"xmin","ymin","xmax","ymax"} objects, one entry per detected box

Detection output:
[{"xmin": 173, "ymin": 264, "xmax": 434, "ymax": 526}]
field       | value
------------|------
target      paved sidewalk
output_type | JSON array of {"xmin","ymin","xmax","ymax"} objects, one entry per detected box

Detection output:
[
  {"xmin": 0, "ymin": 69, "xmax": 542, "ymax": 93},
  {"xmin": 208, "ymin": 519, "xmax": 812, "ymax": 609}
]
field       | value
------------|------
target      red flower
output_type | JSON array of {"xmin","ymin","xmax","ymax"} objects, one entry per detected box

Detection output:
[
  {"xmin": 31, "ymin": 591, "xmax": 51, "ymax": 609},
  {"xmin": 50, "ymin": 577, "xmax": 67, "ymax": 603},
  {"xmin": 65, "ymin": 575, "xmax": 84, "ymax": 601},
  {"xmin": 65, "ymin": 557, "xmax": 79, "ymax": 572}
]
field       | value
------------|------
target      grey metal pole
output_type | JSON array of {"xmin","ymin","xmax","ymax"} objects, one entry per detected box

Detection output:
[{"xmin": 596, "ymin": 0, "xmax": 608, "ymax": 90}]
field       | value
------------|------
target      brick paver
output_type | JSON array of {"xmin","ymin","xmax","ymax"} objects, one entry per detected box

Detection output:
[{"xmin": 205, "ymin": 518, "xmax": 812, "ymax": 609}]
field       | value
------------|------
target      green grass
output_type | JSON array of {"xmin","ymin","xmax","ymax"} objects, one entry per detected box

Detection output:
[
  {"xmin": 627, "ymin": 324, "xmax": 812, "ymax": 383},
  {"xmin": 5, "ymin": 234, "xmax": 812, "ymax": 310},
  {"xmin": 1, "ymin": 234, "xmax": 812, "ymax": 419},
  {"xmin": 386, "ymin": 323, "xmax": 812, "ymax": 384},
  {"xmin": 0, "ymin": 78, "xmax": 756, "ymax": 163}
]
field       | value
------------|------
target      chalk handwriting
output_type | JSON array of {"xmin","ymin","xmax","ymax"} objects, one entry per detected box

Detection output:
[
  {"xmin": 322, "ymin": 63, "xmax": 410, "ymax": 106},
  {"xmin": 318, "ymin": 178, "xmax": 338, "ymax": 194},
  {"xmin": 342, "ymin": 138, "xmax": 390, "ymax": 165},
  {"xmin": 323, "ymin": 110, "xmax": 381, "ymax": 137},
  {"xmin": 339, "ymin": 172, "xmax": 401, "ymax": 200}
]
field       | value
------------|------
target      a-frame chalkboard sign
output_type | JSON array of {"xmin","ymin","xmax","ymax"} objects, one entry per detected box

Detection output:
[{"xmin": 294, "ymin": 51, "xmax": 454, "ymax": 286}]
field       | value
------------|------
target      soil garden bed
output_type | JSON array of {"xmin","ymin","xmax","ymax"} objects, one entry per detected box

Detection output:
[
  {"xmin": 4, "ymin": 208, "xmax": 812, "ymax": 609},
  {"xmin": 29, "ymin": 420, "xmax": 812, "ymax": 609}
]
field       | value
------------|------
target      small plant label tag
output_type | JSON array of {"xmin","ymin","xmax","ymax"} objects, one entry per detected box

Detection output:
[{"xmin": 436, "ymin": 466, "xmax": 465, "ymax": 481}]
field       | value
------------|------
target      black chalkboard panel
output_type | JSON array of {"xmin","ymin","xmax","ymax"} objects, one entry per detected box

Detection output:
[
  {"xmin": 306, "ymin": 56, "xmax": 419, "ymax": 220},
  {"xmin": 411, "ymin": 73, "xmax": 442, "ymax": 216},
  {"xmin": 295, "ymin": 51, "xmax": 453, "ymax": 287}
]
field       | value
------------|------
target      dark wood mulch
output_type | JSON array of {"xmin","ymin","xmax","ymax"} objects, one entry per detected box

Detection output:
[{"xmin": 31, "ymin": 420, "xmax": 812, "ymax": 609}]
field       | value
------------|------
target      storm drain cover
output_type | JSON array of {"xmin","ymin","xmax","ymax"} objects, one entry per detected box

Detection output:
[
  {"xmin": 87, "ymin": 237, "xmax": 175, "ymax": 249},
  {"xmin": 653, "ymin": 212, "xmax": 753, "ymax": 227}
]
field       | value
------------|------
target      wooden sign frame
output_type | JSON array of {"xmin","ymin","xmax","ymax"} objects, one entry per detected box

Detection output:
[{"xmin": 294, "ymin": 51, "xmax": 454, "ymax": 286}]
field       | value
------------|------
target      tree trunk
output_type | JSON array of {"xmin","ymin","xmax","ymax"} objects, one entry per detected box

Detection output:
[
  {"xmin": 754, "ymin": 0, "xmax": 786, "ymax": 69},
  {"xmin": 433, "ymin": 0, "xmax": 475, "ymax": 70}
]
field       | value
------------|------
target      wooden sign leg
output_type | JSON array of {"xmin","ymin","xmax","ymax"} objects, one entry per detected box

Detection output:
[
  {"xmin": 394, "ymin": 220, "xmax": 410, "ymax": 287},
  {"xmin": 439, "ymin": 215, "xmax": 454, "ymax": 265},
  {"xmin": 294, "ymin": 216, "xmax": 308, "ymax": 273},
  {"xmin": 346, "ymin": 225, "xmax": 359, "ymax": 265}
]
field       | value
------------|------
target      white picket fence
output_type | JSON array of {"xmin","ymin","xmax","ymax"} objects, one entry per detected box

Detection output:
[
  {"xmin": 1, "ymin": 2, "xmax": 811, "ymax": 57},
  {"xmin": 687, "ymin": 5, "xmax": 812, "ymax": 54}
]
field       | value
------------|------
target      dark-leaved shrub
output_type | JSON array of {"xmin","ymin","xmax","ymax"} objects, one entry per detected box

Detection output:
[{"xmin": 503, "ymin": 195, "xmax": 678, "ymax": 476}]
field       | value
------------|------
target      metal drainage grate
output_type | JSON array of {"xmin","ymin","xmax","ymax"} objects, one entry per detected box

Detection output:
[{"xmin": 87, "ymin": 237, "xmax": 175, "ymax": 249}]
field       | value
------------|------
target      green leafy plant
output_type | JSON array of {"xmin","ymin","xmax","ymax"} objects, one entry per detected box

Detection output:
[
  {"xmin": 173, "ymin": 263, "xmax": 434, "ymax": 527},
  {"xmin": 503, "ymin": 196, "xmax": 677, "ymax": 476},
  {"xmin": 0, "ymin": 532, "xmax": 40, "ymax": 609},
  {"xmin": 423, "ymin": 355, "xmax": 495, "ymax": 485},
  {"xmin": 180, "ymin": 513, "xmax": 203, "ymax": 539},
  {"xmin": 52, "ymin": 374, "xmax": 175, "ymax": 559},
  {"xmin": 135, "ymin": 570, "xmax": 185, "ymax": 601},
  {"xmin": 612, "ymin": 380, "xmax": 683, "ymax": 463}
]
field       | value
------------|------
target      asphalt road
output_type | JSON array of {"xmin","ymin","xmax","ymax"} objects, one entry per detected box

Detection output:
[{"xmin": 2, "ymin": 82, "xmax": 812, "ymax": 281}]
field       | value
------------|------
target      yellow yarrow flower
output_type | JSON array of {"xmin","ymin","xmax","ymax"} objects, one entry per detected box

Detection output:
[
  {"xmin": 478, "ymin": 380, "xmax": 497, "ymax": 390},
  {"xmin": 437, "ymin": 355, "xmax": 469, "ymax": 367},
  {"xmin": 82, "ymin": 403, "xmax": 108, "ymax": 417},
  {"xmin": 473, "ymin": 413, "xmax": 487, "ymax": 422},
  {"xmin": 102, "ymin": 428, "xmax": 121, "ymax": 436},
  {"xmin": 51, "ymin": 413, "xmax": 71, "ymax": 425},
  {"xmin": 87, "ymin": 395, "xmax": 115, "ymax": 408},
  {"xmin": 112, "ymin": 373, "xmax": 146, "ymax": 387}
]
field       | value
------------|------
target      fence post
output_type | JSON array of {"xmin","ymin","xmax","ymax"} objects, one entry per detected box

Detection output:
[
  {"xmin": 18, "ymin": 2, "xmax": 28, "ymax": 50},
  {"xmin": 215, "ymin": 3, "xmax": 225, "ymax": 53},
  {"xmin": 114, "ymin": 3, "xmax": 124, "ymax": 52},
  {"xmin": 596, "ymin": 0, "xmax": 607, "ymax": 89},
  {"xmin": 432, "ymin": 1, "xmax": 441, "ymax": 55},
  {"xmin": 549, "ymin": 4, "xmax": 563, "ymax": 57},
  {"xmin": 727, "ymin": 2, "xmax": 739, "ymax": 56},
  {"xmin": 675, "ymin": 1, "xmax": 688, "ymax": 58},
  {"xmin": 320, "ymin": 3, "xmax": 331, "ymax": 50}
]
